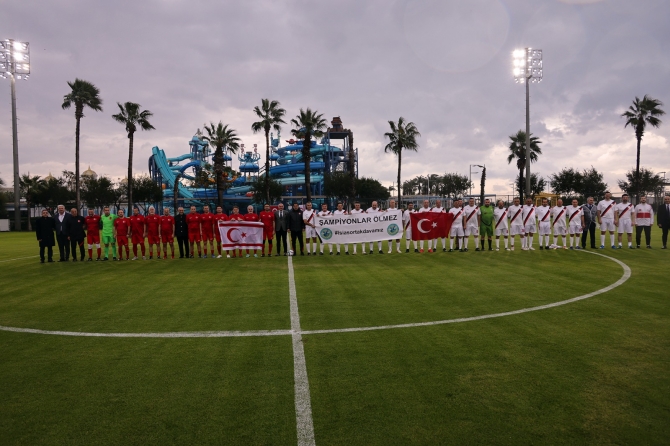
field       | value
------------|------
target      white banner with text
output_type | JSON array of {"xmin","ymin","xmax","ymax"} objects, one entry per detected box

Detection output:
[{"xmin": 314, "ymin": 209, "xmax": 403, "ymax": 244}]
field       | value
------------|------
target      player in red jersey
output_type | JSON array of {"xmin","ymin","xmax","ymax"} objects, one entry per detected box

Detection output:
[
  {"xmin": 228, "ymin": 205, "xmax": 244, "ymax": 258},
  {"xmin": 85, "ymin": 209, "xmax": 102, "ymax": 261},
  {"xmin": 129, "ymin": 207, "xmax": 147, "ymax": 260},
  {"xmin": 145, "ymin": 206, "xmax": 161, "ymax": 259},
  {"xmin": 259, "ymin": 203, "xmax": 275, "ymax": 257},
  {"xmin": 159, "ymin": 207, "xmax": 176, "ymax": 259},
  {"xmin": 113, "ymin": 209, "xmax": 131, "ymax": 260},
  {"xmin": 213, "ymin": 206, "xmax": 228, "ymax": 258},
  {"xmin": 200, "ymin": 205, "xmax": 215, "ymax": 258},
  {"xmin": 185, "ymin": 205, "xmax": 202, "ymax": 258},
  {"xmin": 243, "ymin": 205, "xmax": 260, "ymax": 257}
]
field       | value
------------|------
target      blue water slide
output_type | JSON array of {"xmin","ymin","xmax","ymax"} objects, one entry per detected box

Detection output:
[
  {"xmin": 269, "ymin": 162, "xmax": 325, "ymax": 176},
  {"xmin": 152, "ymin": 146, "xmax": 195, "ymax": 200},
  {"xmin": 167, "ymin": 153, "xmax": 193, "ymax": 163}
]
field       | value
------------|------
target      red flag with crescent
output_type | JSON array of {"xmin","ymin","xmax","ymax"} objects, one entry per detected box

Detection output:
[
  {"xmin": 218, "ymin": 220, "xmax": 264, "ymax": 250},
  {"xmin": 409, "ymin": 212, "xmax": 454, "ymax": 241}
]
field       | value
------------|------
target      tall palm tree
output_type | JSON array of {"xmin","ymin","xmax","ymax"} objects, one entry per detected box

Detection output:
[
  {"xmin": 507, "ymin": 130, "xmax": 541, "ymax": 202},
  {"xmin": 621, "ymin": 95, "xmax": 665, "ymax": 201},
  {"xmin": 251, "ymin": 99, "xmax": 286, "ymax": 203},
  {"xmin": 19, "ymin": 174, "xmax": 44, "ymax": 231},
  {"xmin": 61, "ymin": 79, "xmax": 103, "ymax": 211},
  {"xmin": 291, "ymin": 108, "xmax": 328, "ymax": 202},
  {"xmin": 112, "ymin": 102, "xmax": 155, "ymax": 212},
  {"xmin": 202, "ymin": 122, "xmax": 241, "ymax": 206},
  {"xmin": 384, "ymin": 117, "xmax": 421, "ymax": 204}
]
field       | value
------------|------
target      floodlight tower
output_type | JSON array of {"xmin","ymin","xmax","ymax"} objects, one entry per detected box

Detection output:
[
  {"xmin": 1, "ymin": 39, "xmax": 30, "ymax": 231},
  {"xmin": 513, "ymin": 48, "xmax": 542, "ymax": 200}
]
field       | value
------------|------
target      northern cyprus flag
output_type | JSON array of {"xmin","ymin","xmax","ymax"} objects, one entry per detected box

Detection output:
[{"xmin": 218, "ymin": 220, "xmax": 264, "ymax": 251}]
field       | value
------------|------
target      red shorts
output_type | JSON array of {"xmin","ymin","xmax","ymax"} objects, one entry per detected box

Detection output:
[
  {"xmin": 161, "ymin": 233, "xmax": 173, "ymax": 244},
  {"xmin": 117, "ymin": 236, "xmax": 129, "ymax": 246},
  {"xmin": 264, "ymin": 227, "xmax": 274, "ymax": 240},
  {"xmin": 202, "ymin": 231, "xmax": 214, "ymax": 242},
  {"xmin": 147, "ymin": 233, "xmax": 160, "ymax": 245},
  {"xmin": 188, "ymin": 232, "xmax": 201, "ymax": 243},
  {"xmin": 87, "ymin": 233, "xmax": 100, "ymax": 245},
  {"xmin": 132, "ymin": 233, "xmax": 145, "ymax": 245}
]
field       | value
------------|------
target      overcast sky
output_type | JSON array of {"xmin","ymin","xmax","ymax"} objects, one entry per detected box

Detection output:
[{"xmin": 1, "ymin": 0, "xmax": 668, "ymax": 195}]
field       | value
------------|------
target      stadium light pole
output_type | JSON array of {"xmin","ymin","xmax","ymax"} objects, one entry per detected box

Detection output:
[
  {"xmin": 513, "ymin": 48, "xmax": 542, "ymax": 200},
  {"xmin": 470, "ymin": 164, "xmax": 483, "ymax": 196},
  {"xmin": 1, "ymin": 39, "xmax": 30, "ymax": 231}
]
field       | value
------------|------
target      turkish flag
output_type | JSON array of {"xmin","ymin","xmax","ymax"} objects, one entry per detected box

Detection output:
[
  {"xmin": 218, "ymin": 221, "xmax": 264, "ymax": 250},
  {"xmin": 410, "ymin": 212, "xmax": 454, "ymax": 240}
]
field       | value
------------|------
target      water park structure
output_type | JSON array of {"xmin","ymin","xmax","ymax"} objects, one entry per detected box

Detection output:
[{"xmin": 148, "ymin": 117, "xmax": 358, "ymax": 211}]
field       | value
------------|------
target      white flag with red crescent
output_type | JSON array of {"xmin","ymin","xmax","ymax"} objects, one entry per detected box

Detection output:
[{"xmin": 218, "ymin": 221, "xmax": 264, "ymax": 250}]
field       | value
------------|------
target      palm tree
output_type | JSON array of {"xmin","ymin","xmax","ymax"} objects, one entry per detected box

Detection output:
[
  {"xmin": 202, "ymin": 122, "xmax": 241, "ymax": 206},
  {"xmin": 61, "ymin": 79, "xmax": 103, "ymax": 211},
  {"xmin": 19, "ymin": 174, "xmax": 44, "ymax": 231},
  {"xmin": 621, "ymin": 95, "xmax": 665, "ymax": 201},
  {"xmin": 291, "ymin": 108, "xmax": 328, "ymax": 202},
  {"xmin": 112, "ymin": 102, "xmax": 155, "ymax": 212},
  {"xmin": 251, "ymin": 99, "xmax": 286, "ymax": 203},
  {"xmin": 507, "ymin": 130, "xmax": 542, "ymax": 202},
  {"xmin": 384, "ymin": 117, "xmax": 421, "ymax": 204}
]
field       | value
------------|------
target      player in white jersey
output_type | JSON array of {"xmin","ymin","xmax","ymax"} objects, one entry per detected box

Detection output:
[
  {"xmin": 366, "ymin": 201, "xmax": 384, "ymax": 253},
  {"xmin": 332, "ymin": 202, "xmax": 348, "ymax": 255},
  {"xmin": 316, "ymin": 203, "xmax": 332, "ymax": 255},
  {"xmin": 385, "ymin": 200, "xmax": 402, "ymax": 253},
  {"xmin": 634, "ymin": 195, "xmax": 654, "ymax": 248},
  {"xmin": 448, "ymin": 200, "xmax": 466, "ymax": 252},
  {"xmin": 417, "ymin": 199, "xmax": 433, "ymax": 252},
  {"xmin": 493, "ymin": 200, "xmax": 510, "ymax": 251},
  {"xmin": 536, "ymin": 197, "xmax": 552, "ymax": 250},
  {"xmin": 551, "ymin": 198, "xmax": 568, "ymax": 248},
  {"xmin": 507, "ymin": 197, "xmax": 524, "ymax": 251},
  {"xmin": 430, "ymin": 199, "xmax": 447, "ymax": 251},
  {"xmin": 615, "ymin": 193, "xmax": 635, "ymax": 249},
  {"xmin": 403, "ymin": 203, "xmax": 418, "ymax": 253},
  {"xmin": 349, "ymin": 201, "xmax": 366, "ymax": 254},
  {"xmin": 566, "ymin": 199, "xmax": 584, "ymax": 249},
  {"xmin": 463, "ymin": 198, "xmax": 481, "ymax": 252},
  {"xmin": 302, "ymin": 202, "xmax": 317, "ymax": 255},
  {"xmin": 522, "ymin": 198, "xmax": 537, "ymax": 250},
  {"xmin": 597, "ymin": 191, "xmax": 616, "ymax": 249}
]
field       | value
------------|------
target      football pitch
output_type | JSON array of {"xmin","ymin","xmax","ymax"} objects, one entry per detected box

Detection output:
[{"xmin": 1, "ymin": 232, "xmax": 668, "ymax": 445}]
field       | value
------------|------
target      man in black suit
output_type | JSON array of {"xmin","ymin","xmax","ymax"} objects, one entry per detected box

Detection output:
[
  {"xmin": 287, "ymin": 202, "xmax": 305, "ymax": 255},
  {"xmin": 581, "ymin": 197, "xmax": 598, "ymax": 249},
  {"xmin": 174, "ymin": 206, "xmax": 189, "ymax": 258},
  {"xmin": 274, "ymin": 203, "xmax": 289, "ymax": 255},
  {"xmin": 53, "ymin": 204, "xmax": 72, "ymax": 261},
  {"xmin": 36, "ymin": 209, "xmax": 56, "ymax": 263},
  {"xmin": 66, "ymin": 208, "xmax": 87, "ymax": 261},
  {"xmin": 658, "ymin": 195, "xmax": 670, "ymax": 249}
]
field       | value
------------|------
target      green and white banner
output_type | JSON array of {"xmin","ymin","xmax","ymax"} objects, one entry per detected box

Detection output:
[{"xmin": 315, "ymin": 209, "xmax": 403, "ymax": 244}]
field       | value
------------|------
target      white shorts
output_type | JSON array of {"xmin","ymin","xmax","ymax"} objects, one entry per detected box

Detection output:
[
  {"xmin": 450, "ymin": 226, "xmax": 464, "ymax": 237},
  {"xmin": 617, "ymin": 219, "xmax": 632, "ymax": 234},
  {"xmin": 600, "ymin": 219, "xmax": 615, "ymax": 232},
  {"xmin": 524, "ymin": 223, "xmax": 536, "ymax": 234},
  {"xmin": 569, "ymin": 224, "xmax": 582, "ymax": 235},
  {"xmin": 306, "ymin": 226, "xmax": 318, "ymax": 238},
  {"xmin": 538, "ymin": 222, "xmax": 551, "ymax": 235},
  {"xmin": 404, "ymin": 227, "xmax": 411, "ymax": 240},
  {"xmin": 553, "ymin": 226, "xmax": 567, "ymax": 236},
  {"xmin": 465, "ymin": 226, "xmax": 479, "ymax": 236},
  {"xmin": 510, "ymin": 224, "xmax": 525, "ymax": 236},
  {"xmin": 495, "ymin": 228, "xmax": 508, "ymax": 237}
]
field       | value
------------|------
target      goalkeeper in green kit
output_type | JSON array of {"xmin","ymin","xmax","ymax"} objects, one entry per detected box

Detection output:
[
  {"xmin": 100, "ymin": 206, "xmax": 118, "ymax": 261},
  {"xmin": 480, "ymin": 198, "xmax": 494, "ymax": 251}
]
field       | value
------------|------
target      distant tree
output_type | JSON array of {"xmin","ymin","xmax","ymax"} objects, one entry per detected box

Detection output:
[
  {"xmin": 618, "ymin": 168, "xmax": 664, "ymax": 197},
  {"xmin": 202, "ymin": 122, "xmax": 241, "ymax": 206},
  {"xmin": 579, "ymin": 167, "xmax": 608, "ymax": 200},
  {"xmin": 507, "ymin": 130, "xmax": 542, "ymax": 202},
  {"xmin": 251, "ymin": 99, "xmax": 286, "ymax": 203},
  {"xmin": 81, "ymin": 176, "xmax": 117, "ymax": 211},
  {"xmin": 131, "ymin": 176, "xmax": 163, "ymax": 212},
  {"xmin": 550, "ymin": 167, "xmax": 608, "ymax": 200},
  {"xmin": 61, "ymin": 170, "xmax": 76, "ymax": 192},
  {"xmin": 291, "ymin": 108, "xmax": 328, "ymax": 202},
  {"xmin": 62, "ymin": 79, "xmax": 103, "ymax": 211},
  {"xmin": 19, "ymin": 174, "xmax": 44, "ymax": 231},
  {"xmin": 112, "ymin": 102, "xmax": 155, "ymax": 212},
  {"xmin": 356, "ymin": 177, "xmax": 390, "ymax": 208},
  {"xmin": 324, "ymin": 172, "xmax": 352, "ymax": 204},
  {"xmin": 384, "ymin": 117, "xmax": 421, "ymax": 205},
  {"xmin": 441, "ymin": 173, "xmax": 472, "ymax": 198},
  {"xmin": 479, "ymin": 166, "xmax": 487, "ymax": 205},
  {"xmin": 621, "ymin": 95, "xmax": 665, "ymax": 201},
  {"xmin": 172, "ymin": 172, "xmax": 182, "ymax": 212},
  {"xmin": 34, "ymin": 176, "xmax": 75, "ymax": 210},
  {"xmin": 515, "ymin": 173, "xmax": 545, "ymax": 197},
  {"xmin": 250, "ymin": 176, "xmax": 283, "ymax": 206},
  {"xmin": 0, "ymin": 177, "xmax": 7, "ymax": 218}
]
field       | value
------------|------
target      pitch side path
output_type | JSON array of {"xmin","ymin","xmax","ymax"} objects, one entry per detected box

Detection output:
[{"xmin": 0, "ymin": 232, "xmax": 669, "ymax": 445}]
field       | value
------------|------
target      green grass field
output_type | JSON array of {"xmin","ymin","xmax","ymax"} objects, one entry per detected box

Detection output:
[{"xmin": 1, "ymin": 231, "xmax": 669, "ymax": 445}]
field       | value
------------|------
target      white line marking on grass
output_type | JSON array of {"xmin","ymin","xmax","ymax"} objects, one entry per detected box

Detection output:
[
  {"xmin": 0, "ymin": 255, "xmax": 39, "ymax": 263},
  {"xmin": 288, "ymin": 256, "xmax": 317, "ymax": 446},
  {"xmin": 0, "ymin": 326, "xmax": 291, "ymax": 337}
]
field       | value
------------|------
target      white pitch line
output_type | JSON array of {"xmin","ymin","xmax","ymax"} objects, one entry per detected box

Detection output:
[
  {"xmin": 0, "ymin": 255, "xmax": 39, "ymax": 263},
  {"xmin": 287, "ymin": 256, "xmax": 317, "ymax": 446},
  {"xmin": 0, "ymin": 326, "xmax": 291, "ymax": 338}
]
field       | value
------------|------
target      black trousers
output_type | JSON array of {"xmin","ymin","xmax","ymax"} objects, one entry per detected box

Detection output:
[
  {"xmin": 276, "ymin": 230, "xmax": 288, "ymax": 254},
  {"xmin": 39, "ymin": 245, "xmax": 53, "ymax": 262},
  {"xmin": 635, "ymin": 226, "xmax": 651, "ymax": 246},
  {"xmin": 582, "ymin": 222, "xmax": 597, "ymax": 248},
  {"xmin": 56, "ymin": 233, "xmax": 70, "ymax": 260},
  {"xmin": 662, "ymin": 226, "xmax": 669, "ymax": 248},
  {"xmin": 70, "ymin": 237, "xmax": 85, "ymax": 260},
  {"xmin": 176, "ymin": 235, "xmax": 189, "ymax": 258},
  {"xmin": 290, "ymin": 231, "xmax": 304, "ymax": 253}
]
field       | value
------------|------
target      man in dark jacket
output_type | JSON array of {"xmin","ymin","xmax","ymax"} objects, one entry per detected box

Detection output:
[
  {"xmin": 658, "ymin": 195, "xmax": 670, "ymax": 249},
  {"xmin": 581, "ymin": 197, "xmax": 598, "ymax": 249},
  {"xmin": 53, "ymin": 204, "xmax": 72, "ymax": 261},
  {"xmin": 66, "ymin": 208, "xmax": 87, "ymax": 261},
  {"xmin": 274, "ymin": 203, "xmax": 289, "ymax": 255},
  {"xmin": 36, "ymin": 209, "xmax": 56, "ymax": 263},
  {"xmin": 287, "ymin": 202, "xmax": 305, "ymax": 255},
  {"xmin": 174, "ymin": 206, "xmax": 189, "ymax": 258}
]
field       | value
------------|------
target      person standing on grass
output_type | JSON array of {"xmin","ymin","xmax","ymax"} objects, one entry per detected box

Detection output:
[
  {"xmin": 417, "ymin": 199, "xmax": 432, "ymax": 252},
  {"xmin": 493, "ymin": 200, "xmax": 509, "ymax": 251},
  {"xmin": 332, "ymin": 202, "xmax": 348, "ymax": 255},
  {"xmin": 67, "ymin": 208, "xmax": 87, "ymax": 262},
  {"xmin": 566, "ymin": 199, "xmax": 585, "ymax": 249},
  {"xmin": 114, "ymin": 209, "xmax": 131, "ymax": 260},
  {"xmin": 615, "ymin": 194, "xmax": 635, "ymax": 249},
  {"xmin": 431, "ymin": 199, "xmax": 448, "ymax": 252},
  {"xmin": 274, "ymin": 203, "xmax": 289, "ymax": 256},
  {"xmin": 160, "ymin": 207, "xmax": 176, "ymax": 259},
  {"xmin": 349, "ymin": 201, "xmax": 366, "ymax": 255},
  {"xmin": 303, "ymin": 202, "xmax": 318, "ymax": 256},
  {"xmin": 507, "ymin": 197, "xmax": 524, "ymax": 251},
  {"xmin": 243, "ymin": 205, "xmax": 260, "ymax": 258},
  {"xmin": 200, "ymin": 205, "xmax": 216, "ymax": 259},
  {"xmin": 36, "ymin": 209, "xmax": 56, "ymax": 263},
  {"xmin": 213, "ymin": 206, "xmax": 228, "ymax": 258},
  {"xmin": 634, "ymin": 196, "xmax": 654, "ymax": 248},
  {"xmin": 463, "ymin": 198, "xmax": 480, "ymax": 252},
  {"xmin": 658, "ymin": 195, "xmax": 670, "ymax": 249},
  {"xmin": 174, "ymin": 207, "xmax": 189, "ymax": 259},
  {"xmin": 186, "ymin": 205, "xmax": 202, "ymax": 259},
  {"xmin": 386, "ymin": 200, "xmax": 401, "ymax": 254},
  {"xmin": 551, "ymin": 199, "xmax": 568, "ymax": 249},
  {"xmin": 581, "ymin": 197, "xmax": 598, "ymax": 249},
  {"xmin": 85, "ymin": 209, "xmax": 102, "ymax": 261},
  {"xmin": 129, "ymin": 207, "xmax": 147, "ymax": 260},
  {"xmin": 259, "ymin": 204, "xmax": 274, "ymax": 257},
  {"xmin": 597, "ymin": 191, "xmax": 617, "ymax": 249},
  {"xmin": 536, "ymin": 198, "xmax": 552, "ymax": 250},
  {"xmin": 145, "ymin": 206, "xmax": 161, "ymax": 259},
  {"xmin": 366, "ymin": 201, "xmax": 384, "ymax": 254},
  {"xmin": 522, "ymin": 198, "xmax": 537, "ymax": 251},
  {"xmin": 228, "ymin": 206, "xmax": 245, "ymax": 258},
  {"xmin": 403, "ymin": 202, "xmax": 418, "ymax": 253},
  {"xmin": 448, "ymin": 199, "xmax": 465, "ymax": 252},
  {"xmin": 287, "ymin": 202, "xmax": 305, "ymax": 255},
  {"xmin": 317, "ymin": 203, "xmax": 332, "ymax": 255},
  {"xmin": 479, "ymin": 198, "xmax": 494, "ymax": 251},
  {"xmin": 100, "ymin": 206, "xmax": 118, "ymax": 261},
  {"xmin": 53, "ymin": 204, "xmax": 72, "ymax": 262}
]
